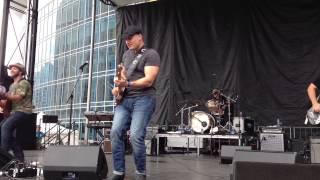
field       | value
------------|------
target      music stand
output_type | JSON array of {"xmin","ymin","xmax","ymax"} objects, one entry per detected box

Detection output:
[{"xmin": 42, "ymin": 115, "xmax": 59, "ymax": 146}]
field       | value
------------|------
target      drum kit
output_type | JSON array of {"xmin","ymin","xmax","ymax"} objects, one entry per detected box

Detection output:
[{"xmin": 176, "ymin": 89, "xmax": 239, "ymax": 134}]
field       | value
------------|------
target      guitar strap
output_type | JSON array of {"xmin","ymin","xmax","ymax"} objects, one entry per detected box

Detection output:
[{"xmin": 125, "ymin": 48, "xmax": 146, "ymax": 80}]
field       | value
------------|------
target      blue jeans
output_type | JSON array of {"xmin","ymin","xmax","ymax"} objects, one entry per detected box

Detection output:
[
  {"xmin": 0, "ymin": 111, "xmax": 31, "ymax": 161},
  {"xmin": 111, "ymin": 96, "xmax": 156, "ymax": 175}
]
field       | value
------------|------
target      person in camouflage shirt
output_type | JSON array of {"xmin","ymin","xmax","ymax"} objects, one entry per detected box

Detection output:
[{"xmin": 0, "ymin": 63, "xmax": 33, "ymax": 162}]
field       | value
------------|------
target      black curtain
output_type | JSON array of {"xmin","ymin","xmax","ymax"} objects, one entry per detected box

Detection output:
[{"xmin": 116, "ymin": 0, "xmax": 320, "ymax": 126}]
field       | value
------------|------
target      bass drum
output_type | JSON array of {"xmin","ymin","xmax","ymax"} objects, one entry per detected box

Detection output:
[{"xmin": 191, "ymin": 111, "xmax": 215, "ymax": 133}]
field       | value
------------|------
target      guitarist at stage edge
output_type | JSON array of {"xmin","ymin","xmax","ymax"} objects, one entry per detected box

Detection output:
[
  {"xmin": 0, "ymin": 63, "xmax": 33, "ymax": 162},
  {"xmin": 110, "ymin": 25, "xmax": 160, "ymax": 180}
]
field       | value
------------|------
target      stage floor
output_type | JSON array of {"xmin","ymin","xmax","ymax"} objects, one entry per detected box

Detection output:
[{"xmin": 4, "ymin": 150, "xmax": 232, "ymax": 180}]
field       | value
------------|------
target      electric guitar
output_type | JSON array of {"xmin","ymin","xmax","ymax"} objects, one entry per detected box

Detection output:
[
  {"xmin": 2, "ymin": 100, "xmax": 12, "ymax": 118},
  {"xmin": 305, "ymin": 97, "xmax": 320, "ymax": 125},
  {"xmin": 0, "ymin": 85, "xmax": 11, "ymax": 118},
  {"xmin": 115, "ymin": 64, "xmax": 126, "ymax": 105}
]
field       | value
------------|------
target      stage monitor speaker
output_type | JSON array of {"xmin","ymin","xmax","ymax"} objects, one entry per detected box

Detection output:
[
  {"xmin": 43, "ymin": 146, "xmax": 108, "ymax": 180},
  {"xmin": 233, "ymin": 161, "xmax": 320, "ymax": 180},
  {"xmin": 233, "ymin": 150, "xmax": 297, "ymax": 164},
  {"xmin": 220, "ymin": 145, "xmax": 252, "ymax": 164},
  {"xmin": 0, "ymin": 148, "xmax": 14, "ymax": 169}
]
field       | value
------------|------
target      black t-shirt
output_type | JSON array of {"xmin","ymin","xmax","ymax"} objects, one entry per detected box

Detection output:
[
  {"xmin": 122, "ymin": 48, "xmax": 160, "ymax": 97},
  {"xmin": 313, "ymin": 77, "xmax": 320, "ymax": 88}
]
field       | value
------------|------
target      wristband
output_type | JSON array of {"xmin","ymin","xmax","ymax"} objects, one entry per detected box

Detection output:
[{"xmin": 127, "ymin": 81, "xmax": 132, "ymax": 87}]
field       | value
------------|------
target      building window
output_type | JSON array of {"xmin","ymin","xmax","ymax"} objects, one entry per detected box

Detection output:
[{"xmin": 34, "ymin": 0, "xmax": 117, "ymax": 140}]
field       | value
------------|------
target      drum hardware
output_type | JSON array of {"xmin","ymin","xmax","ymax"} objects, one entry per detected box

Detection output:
[
  {"xmin": 176, "ymin": 104, "xmax": 188, "ymax": 131},
  {"xmin": 220, "ymin": 92, "xmax": 237, "ymax": 133},
  {"xmin": 185, "ymin": 104, "xmax": 199, "ymax": 130},
  {"xmin": 209, "ymin": 116, "xmax": 224, "ymax": 134},
  {"xmin": 176, "ymin": 104, "xmax": 199, "ymax": 132}
]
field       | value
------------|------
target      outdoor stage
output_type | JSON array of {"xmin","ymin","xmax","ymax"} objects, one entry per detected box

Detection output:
[{"xmin": 18, "ymin": 150, "xmax": 231, "ymax": 180}]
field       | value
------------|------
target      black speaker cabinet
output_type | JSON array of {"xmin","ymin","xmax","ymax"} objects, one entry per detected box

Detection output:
[
  {"xmin": 232, "ymin": 150, "xmax": 297, "ymax": 180},
  {"xmin": 16, "ymin": 113, "xmax": 37, "ymax": 150},
  {"xmin": 43, "ymin": 146, "xmax": 108, "ymax": 180},
  {"xmin": 220, "ymin": 145, "xmax": 252, "ymax": 164},
  {"xmin": 233, "ymin": 162, "xmax": 320, "ymax": 180},
  {"xmin": 233, "ymin": 150, "xmax": 297, "ymax": 164}
]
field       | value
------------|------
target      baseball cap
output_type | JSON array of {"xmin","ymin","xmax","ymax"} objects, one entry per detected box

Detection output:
[{"xmin": 122, "ymin": 25, "xmax": 142, "ymax": 40}]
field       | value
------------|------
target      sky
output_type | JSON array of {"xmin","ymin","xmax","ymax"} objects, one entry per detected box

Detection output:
[
  {"xmin": 4, "ymin": 0, "xmax": 53, "ymax": 66},
  {"xmin": 5, "ymin": 11, "xmax": 26, "ymax": 65}
]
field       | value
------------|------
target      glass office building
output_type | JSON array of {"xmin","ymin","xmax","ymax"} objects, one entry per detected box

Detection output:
[{"xmin": 34, "ymin": 0, "xmax": 116, "ymax": 139}]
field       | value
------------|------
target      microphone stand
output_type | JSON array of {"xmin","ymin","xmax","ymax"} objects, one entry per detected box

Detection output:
[
  {"xmin": 66, "ymin": 67, "xmax": 85, "ymax": 145},
  {"xmin": 176, "ymin": 104, "xmax": 187, "ymax": 131},
  {"xmin": 185, "ymin": 104, "xmax": 199, "ymax": 129}
]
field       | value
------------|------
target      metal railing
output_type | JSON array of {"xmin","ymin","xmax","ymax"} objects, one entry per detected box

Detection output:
[
  {"xmin": 259, "ymin": 126, "xmax": 320, "ymax": 140},
  {"xmin": 42, "ymin": 121, "xmax": 77, "ymax": 147}
]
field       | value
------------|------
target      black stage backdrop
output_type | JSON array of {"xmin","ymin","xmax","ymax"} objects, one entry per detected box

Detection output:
[{"xmin": 116, "ymin": 0, "xmax": 320, "ymax": 126}]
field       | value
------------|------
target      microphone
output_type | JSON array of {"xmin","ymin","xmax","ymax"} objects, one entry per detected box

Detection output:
[{"xmin": 79, "ymin": 61, "xmax": 88, "ymax": 70}]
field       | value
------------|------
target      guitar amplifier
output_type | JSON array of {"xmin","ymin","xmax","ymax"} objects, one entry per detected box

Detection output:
[
  {"xmin": 260, "ymin": 133, "xmax": 284, "ymax": 152},
  {"xmin": 103, "ymin": 139, "xmax": 112, "ymax": 154},
  {"xmin": 310, "ymin": 136, "xmax": 320, "ymax": 163},
  {"xmin": 233, "ymin": 117, "xmax": 255, "ymax": 134}
]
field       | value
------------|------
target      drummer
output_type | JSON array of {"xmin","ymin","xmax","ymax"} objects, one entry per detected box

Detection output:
[
  {"xmin": 211, "ymin": 89, "xmax": 222, "ymax": 101},
  {"xmin": 207, "ymin": 89, "xmax": 234, "ymax": 125}
]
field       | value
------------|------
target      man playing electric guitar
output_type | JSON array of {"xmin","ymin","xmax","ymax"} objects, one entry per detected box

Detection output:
[
  {"xmin": 109, "ymin": 26, "xmax": 160, "ymax": 180},
  {"xmin": 114, "ymin": 64, "xmax": 125, "ymax": 105},
  {"xmin": 307, "ymin": 78, "xmax": 320, "ymax": 113},
  {"xmin": 0, "ymin": 63, "xmax": 33, "ymax": 162}
]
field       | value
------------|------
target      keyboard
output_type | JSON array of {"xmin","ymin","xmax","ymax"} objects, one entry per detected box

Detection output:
[
  {"xmin": 84, "ymin": 111, "xmax": 114, "ymax": 122},
  {"xmin": 87, "ymin": 121, "xmax": 113, "ymax": 129},
  {"xmin": 85, "ymin": 111, "xmax": 114, "ymax": 129}
]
